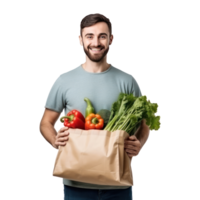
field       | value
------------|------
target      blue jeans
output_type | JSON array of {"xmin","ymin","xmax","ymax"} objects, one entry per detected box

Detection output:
[{"xmin": 64, "ymin": 185, "xmax": 132, "ymax": 200}]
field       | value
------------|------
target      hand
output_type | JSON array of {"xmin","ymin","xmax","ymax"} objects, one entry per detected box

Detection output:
[
  {"xmin": 54, "ymin": 126, "xmax": 70, "ymax": 149},
  {"xmin": 124, "ymin": 135, "xmax": 141, "ymax": 159}
]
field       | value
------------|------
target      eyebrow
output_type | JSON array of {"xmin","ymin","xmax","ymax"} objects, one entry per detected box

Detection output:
[{"xmin": 85, "ymin": 33, "xmax": 108, "ymax": 37}]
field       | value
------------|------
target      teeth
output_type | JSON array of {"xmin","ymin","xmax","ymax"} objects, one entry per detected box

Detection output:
[{"xmin": 91, "ymin": 48, "xmax": 101, "ymax": 51}]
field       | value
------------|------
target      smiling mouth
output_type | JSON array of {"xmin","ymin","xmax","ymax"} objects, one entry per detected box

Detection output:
[{"xmin": 89, "ymin": 48, "xmax": 104, "ymax": 53}]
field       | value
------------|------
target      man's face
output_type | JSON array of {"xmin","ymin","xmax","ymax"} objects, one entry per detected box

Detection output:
[{"xmin": 79, "ymin": 22, "xmax": 113, "ymax": 62}]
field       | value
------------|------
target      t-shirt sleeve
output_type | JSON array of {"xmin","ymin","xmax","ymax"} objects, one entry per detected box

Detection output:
[
  {"xmin": 130, "ymin": 76, "xmax": 142, "ymax": 97},
  {"xmin": 45, "ymin": 76, "xmax": 66, "ymax": 113}
]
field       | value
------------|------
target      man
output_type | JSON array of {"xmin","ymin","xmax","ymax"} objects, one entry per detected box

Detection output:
[{"xmin": 40, "ymin": 13, "xmax": 149, "ymax": 200}]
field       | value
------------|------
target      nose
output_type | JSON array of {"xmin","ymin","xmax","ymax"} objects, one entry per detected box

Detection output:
[{"xmin": 93, "ymin": 36, "xmax": 101, "ymax": 47}]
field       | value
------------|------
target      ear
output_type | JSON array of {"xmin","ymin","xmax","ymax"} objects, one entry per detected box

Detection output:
[
  {"xmin": 110, "ymin": 34, "xmax": 115, "ymax": 46},
  {"xmin": 77, "ymin": 35, "xmax": 83, "ymax": 47}
]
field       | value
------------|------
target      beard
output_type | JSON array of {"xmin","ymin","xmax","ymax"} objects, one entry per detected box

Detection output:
[{"xmin": 83, "ymin": 43, "xmax": 109, "ymax": 62}]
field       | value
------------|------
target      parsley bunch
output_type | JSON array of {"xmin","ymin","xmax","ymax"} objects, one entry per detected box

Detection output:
[{"xmin": 104, "ymin": 93, "xmax": 160, "ymax": 135}]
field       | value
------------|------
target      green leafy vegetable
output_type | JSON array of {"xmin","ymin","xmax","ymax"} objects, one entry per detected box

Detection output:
[
  {"xmin": 105, "ymin": 94, "xmax": 136, "ymax": 131},
  {"xmin": 104, "ymin": 93, "xmax": 160, "ymax": 135}
]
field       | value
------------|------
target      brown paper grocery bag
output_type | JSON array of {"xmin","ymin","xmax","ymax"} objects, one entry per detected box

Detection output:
[{"xmin": 53, "ymin": 128, "xmax": 133, "ymax": 186}]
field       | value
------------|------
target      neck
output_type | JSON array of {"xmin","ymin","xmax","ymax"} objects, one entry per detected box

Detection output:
[{"xmin": 81, "ymin": 59, "xmax": 111, "ymax": 73}]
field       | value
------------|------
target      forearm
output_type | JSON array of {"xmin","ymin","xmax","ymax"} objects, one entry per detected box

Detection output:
[
  {"xmin": 40, "ymin": 122, "xmax": 57, "ymax": 149},
  {"xmin": 135, "ymin": 119, "xmax": 150, "ymax": 149}
]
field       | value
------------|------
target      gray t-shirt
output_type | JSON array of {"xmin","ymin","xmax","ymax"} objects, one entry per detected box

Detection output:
[{"xmin": 45, "ymin": 64, "xmax": 142, "ymax": 190}]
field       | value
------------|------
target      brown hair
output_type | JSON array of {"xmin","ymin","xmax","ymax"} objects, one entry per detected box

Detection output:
[{"xmin": 80, "ymin": 13, "xmax": 112, "ymax": 37}]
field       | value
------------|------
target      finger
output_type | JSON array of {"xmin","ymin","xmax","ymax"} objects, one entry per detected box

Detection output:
[
  {"xmin": 128, "ymin": 135, "xmax": 137, "ymax": 140},
  {"xmin": 124, "ymin": 144, "xmax": 137, "ymax": 150},
  {"xmin": 60, "ymin": 131, "xmax": 69, "ymax": 136},
  {"xmin": 124, "ymin": 144, "xmax": 132, "ymax": 148},
  {"xmin": 64, "ymin": 130, "xmax": 70, "ymax": 133},
  {"xmin": 126, "ymin": 139, "xmax": 140, "ymax": 145},
  {"xmin": 61, "ymin": 126, "xmax": 69, "ymax": 131},
  {"xmin": 125, "ymin": 149, "xmax": 137, "ymax": 153},
  {"xmin": 55, "ymin": 141, "xmax": 67, "ymax": 146},
  {"xmin": 56, "ymin": 139, "xmax": 68, "ymax": 144},
  {"xmin": 58, "ymin": 132, "xmax": 69, "ymax": 138},
  {"xmin": 59, "ymin": 126, "xmax": 69, "ymax": 131},
  {"xmin": 57, "ymin": 129, "xmax": 67, "ymax": 135},
  {"xmin": 57, "ymin": 136, "xmax": 69, "ymax": 142}
]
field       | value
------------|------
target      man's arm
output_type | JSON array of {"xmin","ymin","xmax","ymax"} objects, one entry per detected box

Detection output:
[
  {"xmin": 38, "ymin": 108, "xmax": 60, "ymax": 150},
  {"xmin": 134, "ymin": 119, "xmax": 150, "ymax": 149},
  {"xmin": 124, "ymin": 119, "xmax": 150, "ymax": 160}
]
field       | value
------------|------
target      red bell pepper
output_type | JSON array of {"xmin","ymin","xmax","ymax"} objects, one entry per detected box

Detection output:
[{"xmin": 60, "ymin": 110, "xmax": 85, "ymax": 129}]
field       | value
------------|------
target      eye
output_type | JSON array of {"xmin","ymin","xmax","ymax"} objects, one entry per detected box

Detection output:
[{"xmin": 87, "ymin": 35, "xmax": 106, "ymax": 38}]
